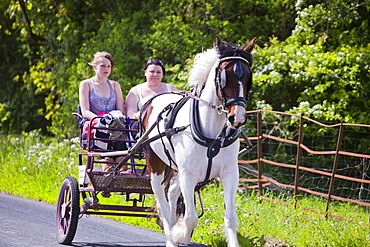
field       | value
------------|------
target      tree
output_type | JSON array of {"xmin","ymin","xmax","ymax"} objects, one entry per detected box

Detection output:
[
  {"xmin": 251, "ymin": 0, "xmax": 370, "ymax": 124},
  {"xmin": 1, "ymin": 0, "xmax": 369, "ymax": 136}
]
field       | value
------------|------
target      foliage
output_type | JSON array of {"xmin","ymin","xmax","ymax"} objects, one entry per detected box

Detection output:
[
  {"xmin": 293, "ymin": 1, "xmax": 370, "ymax": 48},
  {"xmin": 0, "ymin": 130, "xmax": 79, "ymax": 200},
  {"xmin": 0, "ymin": 0, "xmax": 369, "ymax": 135},
  {"xmin": 251, "ymin": 38, "xmax": 370, "ymax": 124}
]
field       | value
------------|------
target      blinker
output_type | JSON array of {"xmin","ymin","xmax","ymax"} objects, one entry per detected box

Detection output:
[
  {"xmin": 220, "ymin": 69, "xmax": 226, "ymax": 88},
  {"xmin": 233, "ymin": 61, "xmax": 243, "ymax": 79}
]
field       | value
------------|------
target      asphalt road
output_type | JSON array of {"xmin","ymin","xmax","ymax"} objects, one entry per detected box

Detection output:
[{"xmin": 0, "ymin": 193, "xmax": 207, "ymax": 247}]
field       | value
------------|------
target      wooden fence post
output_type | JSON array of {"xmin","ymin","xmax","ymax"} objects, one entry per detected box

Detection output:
[
  {"xmin": 257, "ymin": 109, "xmax": 263, "ymax": 196},
  {"xmin": 325, "ymin": 122, "xmax": 344, "ymax": 217},
  {"xmin": 294, "ymin": 113, "xmax": 304, "ymax": 208}
]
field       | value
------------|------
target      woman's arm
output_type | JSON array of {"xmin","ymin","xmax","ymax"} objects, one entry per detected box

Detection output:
[
  {"xmin": 125, "ymin": 86, "xmax": 139, "ymax": 118},
  {"xmin": 79, "ymin": 79, "xmax": 96, "ymax": 120},
  {"xmin": 113, "ymin": 81, "xmax": 125, "ymax": 115}
]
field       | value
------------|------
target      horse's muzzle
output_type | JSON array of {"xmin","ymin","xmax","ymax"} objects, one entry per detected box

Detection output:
[{"xmin": 227, "ymin": 107, "xmax": 246, "ymax": 129}]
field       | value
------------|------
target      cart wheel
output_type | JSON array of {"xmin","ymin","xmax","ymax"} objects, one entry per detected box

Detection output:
[{"xmin": 56, "ymin": 176, "xmax": 80, "ymax": 244}]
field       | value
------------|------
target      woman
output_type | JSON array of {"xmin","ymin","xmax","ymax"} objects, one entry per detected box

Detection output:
[
  {"xmin": 79, "ymin": 51, "xmax": 126, "ymax": 172},
  {"xmin": 125, "ymin": 59, "xmax": 178, "ymax": 118},
  {"xmin": 79, "ymin": 51, "xmax": 124, "ymax": 119}
]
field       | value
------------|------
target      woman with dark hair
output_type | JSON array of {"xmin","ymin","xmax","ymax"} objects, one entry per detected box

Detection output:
[{"xmin": 125, "ymin": 59, "xmax": 179, "ymax": 118}]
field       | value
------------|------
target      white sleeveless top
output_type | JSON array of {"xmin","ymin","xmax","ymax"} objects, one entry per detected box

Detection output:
[{"xmin": 137, "ymin": 83, "xmax": 172, "ymax": 110}]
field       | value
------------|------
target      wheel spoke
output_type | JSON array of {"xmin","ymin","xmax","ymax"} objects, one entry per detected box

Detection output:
[{"xmin": 60, "ymin": 187, "xmax": 72, "ymax": 218}]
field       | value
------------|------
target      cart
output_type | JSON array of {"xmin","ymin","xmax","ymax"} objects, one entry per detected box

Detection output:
[
  {"xmin": 56, "ymin": 115, "xmax": 155, "ymax": 244},
  {"xmin": 56, "ymin": 108, "xmax": 253, "ymax": 245}
]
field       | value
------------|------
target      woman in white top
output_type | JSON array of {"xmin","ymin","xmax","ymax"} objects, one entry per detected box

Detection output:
[{"xmin": 126, "ymin": 59, "xmax": 179, "ymax": 118}]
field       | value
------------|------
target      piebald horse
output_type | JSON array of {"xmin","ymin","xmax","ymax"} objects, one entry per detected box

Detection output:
[{"xmin": 140, "ymin": 36, "xmax": 255, "ymax": 247}]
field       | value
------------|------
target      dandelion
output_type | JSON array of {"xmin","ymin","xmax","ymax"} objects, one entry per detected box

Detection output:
[{"xmin": 22, "ymin": 167, "xmax": 27, "ymax": 171}]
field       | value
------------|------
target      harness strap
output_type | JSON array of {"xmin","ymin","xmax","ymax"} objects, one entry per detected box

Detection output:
[
  {"xmin": 219, "ymin": 56, "xmax": 250, "ymax": 66},
  {"xmin": 164, "ymin": 96, "xmax": 190, "ymax": 129},
  {"xmin": 190, "ymin": 96, "xmax": 241, "ymax": 147},
  {"xmin": 104, "ymin": 104, "xmax": 173, "ymax": 176},
  {"xmin": 202, "ymin": 137, "xmax": 222, "ymax": 183},
  {"xmin": 185, "ymin": 91, "xmax": 227, "ymax": 114},
  {"xmin": 190, "ymin": 91, "xmax": 241, "ymax": 183},
  {"xmin": 140, "ymin": 125, "xmax": 189, "ymax": 148}
]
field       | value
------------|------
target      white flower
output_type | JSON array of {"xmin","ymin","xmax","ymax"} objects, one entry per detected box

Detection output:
[{"xmin": 70, "ymin": 137, "xmax": 80, "ymax": 144}]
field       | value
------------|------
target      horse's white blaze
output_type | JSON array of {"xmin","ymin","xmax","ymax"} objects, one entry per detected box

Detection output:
[{"xmin": 238, "ymin": 80, "xmax": 244, "ymax": 97}]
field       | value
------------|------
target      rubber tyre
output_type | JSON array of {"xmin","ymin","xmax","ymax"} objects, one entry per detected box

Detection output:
[{"xmin": 56, "ymin": 176, "xmax": 80, "ymax": 244}]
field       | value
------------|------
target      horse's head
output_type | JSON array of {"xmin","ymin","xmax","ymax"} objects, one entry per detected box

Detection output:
[{"xmin": 215, "ymin": 35, "xmax": 255, "ymax": 129}]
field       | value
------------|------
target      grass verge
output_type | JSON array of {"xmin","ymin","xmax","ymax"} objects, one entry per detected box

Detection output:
[{"xmin": 0, "ymin": 132, "xmax": 369, "ymax": 246}]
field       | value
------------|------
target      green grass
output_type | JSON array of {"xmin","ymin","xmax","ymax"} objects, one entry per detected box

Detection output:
[{"xmin": 0, "ymin": 131, "xmax": 369, "ymax": 246}]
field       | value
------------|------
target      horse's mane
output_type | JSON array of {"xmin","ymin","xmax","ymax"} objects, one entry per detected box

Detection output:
[
  {"xmin": 188, "ymin": 43, "xmax": 253, "ymax": 87},
  {"xmin": 188, "ymin": 48, "xmax": 218, "ymax": 87}
]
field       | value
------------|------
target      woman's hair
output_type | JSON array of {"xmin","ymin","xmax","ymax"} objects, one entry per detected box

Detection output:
[
  {"xmin": 143, "ymin": 58, "xmax": 165, "ymax": 76},
  {"xmin": 89, "ymin": 51, "xmax": 114, "ymax": 68}
]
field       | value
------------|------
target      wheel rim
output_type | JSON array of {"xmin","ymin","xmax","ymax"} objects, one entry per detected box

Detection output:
[
  {"xmin": 56, "ymin": 176, "xmax": 79, "ymax": 244},
  {"xmin": 57, "ymin": 184, "xmax": 72, "ymax": 236}
]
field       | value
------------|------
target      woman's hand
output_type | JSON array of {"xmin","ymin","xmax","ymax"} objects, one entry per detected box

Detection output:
[{"xmin": 133, "ymin": 111, "xmax": 140, "ymax": 119}]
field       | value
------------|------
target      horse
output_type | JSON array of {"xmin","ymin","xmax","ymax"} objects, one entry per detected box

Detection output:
[{"xmin": 140, "ymin": 35, "xmax": 255, "ymax": 247}]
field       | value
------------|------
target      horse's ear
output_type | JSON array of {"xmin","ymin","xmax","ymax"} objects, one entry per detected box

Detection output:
[
  {"xmin": 216, "ymin": 35, "xmax": 224, "ymax": 47},
  {"xmin": 242, "ymin": 37, "xmax": 256, "ymax": 52}
]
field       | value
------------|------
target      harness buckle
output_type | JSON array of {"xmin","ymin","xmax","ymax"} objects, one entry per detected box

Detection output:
[{"xmin": 216, "ymin": 105, "xmax": 227, "ymax": 115}]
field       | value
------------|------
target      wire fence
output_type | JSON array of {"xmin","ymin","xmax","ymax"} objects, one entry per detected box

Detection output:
[{"xmin": 238, "ymin": 109, "xmax": 370, "ymax": 222}]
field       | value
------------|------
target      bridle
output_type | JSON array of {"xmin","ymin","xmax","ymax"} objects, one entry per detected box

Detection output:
[{"xmin": 215, "ymin": 56, "xmax": 251, "ymax": 109}]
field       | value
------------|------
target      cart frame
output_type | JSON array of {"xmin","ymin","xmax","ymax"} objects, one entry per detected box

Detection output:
[{"xmin": 56, "ymin": 116, "xmax": 156, "ymax": 244}]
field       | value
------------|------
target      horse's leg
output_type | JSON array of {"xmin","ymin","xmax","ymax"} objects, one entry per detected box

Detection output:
[
  {"xmin": 151, "ymin": 173, "xmax": 178, "ymax": 247},
  {"xmin": 168, "ymin": 172, "xmax": 181, "ymax": 227},
  {"xmin": 170, "ymin": 172, "xmax": 198, "ymax": 245},
  {"xmin": 145, "ymin": 145, "xmax": 177, "ymax": 247},
  {"xmin": 221, "ymin": 165, "xmax": 240, "ymax": 247}
]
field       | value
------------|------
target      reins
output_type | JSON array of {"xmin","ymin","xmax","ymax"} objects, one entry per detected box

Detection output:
[{"xmin": 184, "ymin": 91, "xmax": 228, "ymax": 115}]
